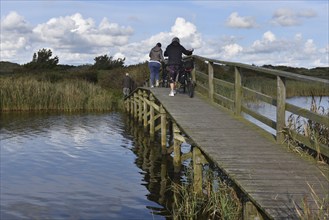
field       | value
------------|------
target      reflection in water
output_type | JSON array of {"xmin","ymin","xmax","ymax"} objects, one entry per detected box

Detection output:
[
  {"xmin": 1, "ymin": 112, "xmax": 192, "ymax": 219},
  {"xmin": 124, "ymin": 116, "xmax": 187, "ymax": 218}
]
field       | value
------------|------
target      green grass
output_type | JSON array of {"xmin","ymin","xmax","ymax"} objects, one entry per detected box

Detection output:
[{"xmin": 0, "ymin": 76, "xmax": 121, "ymax": 112}]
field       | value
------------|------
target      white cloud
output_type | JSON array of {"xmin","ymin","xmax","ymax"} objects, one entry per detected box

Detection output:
[
  {"xmin": 0, "ymin": 11, "xmax": 135, "ymax": 63},
  {"xmin": 297, "ymin": 9, "xmax": 317, "ymax": 18},
  {"xmin": 117, "ymin": 17, "xmax": 203, "ymax": 64},
  {"xmin": 271, "ymin": 8, "xmax": 317, "ymax": 27},
  {"xmin": 170, "ymin": 17, "xmax": 203, "ymax": 49},
  {"xmin": 226, "ymin": 12, "xmax": 257, "ymax": 29},
  {"xmin": 1, "ymin": 11, "xmax": 31, "ymax": 32},
  {"xmin": 222, "ymin": 43, "xmax": 243, "ymax": 58},
  {"xmin": 0, "ymin": 11, "xmax": 32, "ymax": 62},
  {"xmin": 251, "ymin": 31, "xmax": 280, "ymax": 53},
  {"xmin": 304, "ymin": 39, "xmax": 316, "ymax": 54},
  {"xmin": 0, "ymin": 10, "xmax": 327, "ymax": 68},
  {"xmin": 33, "ymin": 13, "xmax": 134, "ymax": 50}
]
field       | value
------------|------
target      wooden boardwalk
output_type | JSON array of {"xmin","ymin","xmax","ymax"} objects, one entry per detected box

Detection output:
[{"xmin": 149, "ymin": 87, "xmax": 329, "ymax": 219}]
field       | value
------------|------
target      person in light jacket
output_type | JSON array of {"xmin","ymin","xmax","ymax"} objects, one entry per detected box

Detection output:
[{"xmin": 148, "ymin": 42, "xmax": 165, "ymax": 88}]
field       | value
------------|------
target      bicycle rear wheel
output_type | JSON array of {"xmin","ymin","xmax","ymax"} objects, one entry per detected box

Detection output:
[{"xmin": 187, "ymin": 81, "xmax": 194, "ymax": 98}]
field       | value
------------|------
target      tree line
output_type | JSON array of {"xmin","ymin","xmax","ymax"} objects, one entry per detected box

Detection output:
[{"xmin": 22, "ymin": 48, "xmax": 125, "ymax": 70}]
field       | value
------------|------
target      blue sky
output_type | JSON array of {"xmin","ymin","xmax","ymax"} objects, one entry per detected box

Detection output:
[{"xmin": 1, "ymin": 0, "xmax": 328, "ymax": 68}]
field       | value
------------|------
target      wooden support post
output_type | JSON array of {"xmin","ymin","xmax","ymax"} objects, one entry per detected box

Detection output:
[
  {"xmin": 138, "ymin": 90, "xmax": 142, "ymax": 123},
  {"xmin": 173, "ymin": 122, "xmax": 182, "ymax": 173},
  {"xmin": 243, "ymin": 201, "xmax": 263, "ymax": 220},
  {"xmin": 149, "ymin": 94, "xmax": 155, "ymax": 140},
  {"xmin": 143, "ymin": 91, "xmax": 148, "ymax": 129},
  {"xmin": 160, "ymin": 105, "xmax": 167, "ymax": 154},
  {"xmin": 159, "ymin": 156, "xmax": 168, "ymax": 204},
  {"xmin": 235, "ymin": 67, "xmax": 242, "ymax": 116},
  {"xmin": 208, "ymin": 61, "xmax": 214, "ymax": 102},
  {"xmin": 130, "ymin": 96, "xmax": 134, "ymax": 116},
  {"xmin": 124, "ymin": 99, "xmax": 127, "ymax": 112},
  {"xmin": 276, "ymin": 76, "xmax": 286, "ymax": 143},
  {"xmin": 133, "ymin": 93, "xmax": 138, "ymax": 120},
  {"xmin": 193, "ymin": 147, "xmax": 203, "ymax": 195}
]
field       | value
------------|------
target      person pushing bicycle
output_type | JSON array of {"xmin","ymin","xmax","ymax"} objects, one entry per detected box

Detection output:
[{"xmin": 164, "ymin": 37, "xmax": 193, "ymax": 97}]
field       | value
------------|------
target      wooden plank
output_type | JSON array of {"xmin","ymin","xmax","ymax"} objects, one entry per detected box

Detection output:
[{"xmin": 139, "ymin": 87, "xmax": 329, "ymax": 220}]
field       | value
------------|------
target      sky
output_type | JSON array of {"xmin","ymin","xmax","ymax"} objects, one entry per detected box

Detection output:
[{"xmin": 1, "ymin": 0, "xmax": 328, "ymax": 68}]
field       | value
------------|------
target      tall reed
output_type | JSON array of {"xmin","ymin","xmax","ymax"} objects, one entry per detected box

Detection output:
[
  {"xmin": 284, "ymin": 96, "xmax": 329, "ymax": 162},
  {"xmin": 0, "ymin": 77, "xmax": 119, "ymax": 112},
  {"xmin": 171, "ymin": 167, "xmax": 242, "ymax": 220}
]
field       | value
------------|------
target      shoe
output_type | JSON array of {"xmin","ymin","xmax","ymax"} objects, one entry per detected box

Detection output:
[
  {"xmin": 169, "ymin": 91, "xmax": 174, "ymax": 96},
  {"xmin": 173, "ymin": 90, "xmax": 177, "ymax": 95},
  {"xmin": 151, "ymin": 85, "xmax": 154, "ymax": 88},
  {"xmin": 155, "ymin": 80, "xmax": 159, "ymax": 87}
]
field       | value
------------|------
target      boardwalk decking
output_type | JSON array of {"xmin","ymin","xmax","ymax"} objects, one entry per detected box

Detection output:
[{"xmin": 149, "ymin": 87, "xmax": 329, "ymax": 219}]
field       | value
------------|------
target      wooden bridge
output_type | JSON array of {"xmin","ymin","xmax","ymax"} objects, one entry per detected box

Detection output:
[{"xmin": 124, "ymin": 55, "xmax": 329, "ymax": 219}]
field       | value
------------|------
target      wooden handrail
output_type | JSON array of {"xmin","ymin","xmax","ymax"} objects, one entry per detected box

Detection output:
[
  {"xmin": 192, "ymin": 54, "xmax": 329, "ymax": 157},
  {"xmin": 193, "ymin": 55, "xmax": 329, "ymax": 84}
]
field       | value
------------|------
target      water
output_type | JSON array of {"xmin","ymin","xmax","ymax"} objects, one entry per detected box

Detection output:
[
  {"xmin": 243, "ymin": 96, "xmax": 329, "ymax": 135},
  {"xmin": 0, "ymin": 112, "xmax": 178, "ymax": 220}
]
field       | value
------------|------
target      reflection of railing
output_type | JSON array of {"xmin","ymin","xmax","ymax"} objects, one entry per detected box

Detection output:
[
  {"xmin": 192, "ymin": 55, "xmax": 329, "ymax": 158},
  {"xmin": 124, "ymin": 89, "xmax": 221, "ymax": 215}
]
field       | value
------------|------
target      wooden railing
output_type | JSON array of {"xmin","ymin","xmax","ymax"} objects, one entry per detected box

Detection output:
[{"xmin": 192, "ymin": 55, "xmax": 329, "ymax": 158}]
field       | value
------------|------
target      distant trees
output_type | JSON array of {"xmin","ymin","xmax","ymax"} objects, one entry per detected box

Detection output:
[
  {"xmin": 24, "ymin": 48, "xmax": 59, "ymax": 70},
  {"xmin": 22, "ymin": 49, "xmax": 125, "ymax": 71},
  {"xmin": 93, "ymin": 54, "xmax": 125, "ymax": 70}
]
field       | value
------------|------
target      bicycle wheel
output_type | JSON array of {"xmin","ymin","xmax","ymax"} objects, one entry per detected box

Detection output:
[{"xmin": 187, "ymin": 81, "xmax": 194, "ymax": 98}]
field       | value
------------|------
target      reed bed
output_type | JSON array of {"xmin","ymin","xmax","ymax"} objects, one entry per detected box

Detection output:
[
  {"xmin": 171, "ymin": 167, "xmax": 242, "ymax": 220},
  {"xmin": 284, "ymin": 96, "xmax": 329, "ymax": 162},
  {"xmin": 0, "ymin": 77, "xmax": 119, "ymax": 112}
]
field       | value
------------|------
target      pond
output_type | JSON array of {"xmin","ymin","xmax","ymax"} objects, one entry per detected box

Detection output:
[
  {"xmin": 0, "ymin": 112, "xmax": 186, "ymax": 220},
  {"xmin": 243, "ymin": 96, "xmax": 329, "ymax": 135}
]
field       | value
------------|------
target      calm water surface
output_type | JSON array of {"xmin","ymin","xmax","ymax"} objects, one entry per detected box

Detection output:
[
  {"xmin": 1, "ymin": 112, "xmax": 179, "ymax": 220},
  {"xmin": 243, "ymin": 96, "xmax": 329, "ymax": 134}
]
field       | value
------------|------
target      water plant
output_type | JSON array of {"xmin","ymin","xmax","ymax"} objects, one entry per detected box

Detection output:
[
  {"xmin": 0, "ymin": 76, "xmax": 121, "ymax": 112},
  {"xmin": 294, "ymin": 179, "xmax": 329, "ymax": 220},
  {"xmin": 170, "ymin": 166, "xmax": 242, "ymax": 220},
  {"xmin": 283, "ymin": 96, "xmax": 329, "ymax": 163}
]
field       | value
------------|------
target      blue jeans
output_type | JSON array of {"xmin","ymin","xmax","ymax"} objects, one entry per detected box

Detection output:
[{"xmin": 148, "ymin": 61, "xmax": 161, "ymax": 86}]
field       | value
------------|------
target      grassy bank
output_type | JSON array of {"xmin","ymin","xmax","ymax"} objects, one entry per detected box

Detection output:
[{"xmin": 0, "ymin": 76, "xmax": 122, "ymax": 112}]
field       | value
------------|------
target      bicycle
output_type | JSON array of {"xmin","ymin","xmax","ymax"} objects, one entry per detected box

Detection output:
[{"xmin": 179, "ymin": 57, "xmax": 195, "ymax": 98}]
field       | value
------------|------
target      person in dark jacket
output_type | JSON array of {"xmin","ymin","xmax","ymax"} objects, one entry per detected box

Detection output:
[
  {"xmin": 164, "ymin": 37, "xmax": 193, "ymax": 96},
  {"xmin": 123, "ymin": 72, "xmax": 132, "ymax": 98},
  {"xmin": 148, "ymin": 42, "xmax": 165, "ymax": 88}
]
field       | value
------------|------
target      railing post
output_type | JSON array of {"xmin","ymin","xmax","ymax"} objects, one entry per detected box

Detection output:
[
  {"xmin": 277, "ymin": 76, "xmax": 286, "ymax": 143},
  {"xmin": 160, "ymin": 105, "xmax": 167, "ymax": 154},
  {"xmin": 234, "ymin": 67, "xmax": 242, "ymax": 115},
  {"xmin": 143, "ymin": 91, "xmax": 148, "ymax": 129},
  {"xmin": 208, "ymin": 61, "xmax": 214, "ymax": 102},
  {"xmin": 149, "ymin": 94, "xmax": 155, "ymax": 140}
]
